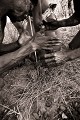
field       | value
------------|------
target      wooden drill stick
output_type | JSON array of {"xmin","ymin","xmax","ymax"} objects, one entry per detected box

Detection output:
[
  {"xmin": 29, "ymin": 16, "xmax": 40, "ymax": 77},
  {"xmin": 28, "ymin": 16, "xmax": 34, "ymax": 36},
  {"xmin": 28, "ymin": 16, "xmax": 38, "ymax": 63}
]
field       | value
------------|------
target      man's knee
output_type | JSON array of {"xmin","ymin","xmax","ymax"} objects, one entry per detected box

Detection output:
[
  {"xmin": 69, "ymin": 30, "xmax": 80, "ymax": 50},
  {"xmin": 0, "ymin": 34, "xmax": 4, "ymax": 44}
]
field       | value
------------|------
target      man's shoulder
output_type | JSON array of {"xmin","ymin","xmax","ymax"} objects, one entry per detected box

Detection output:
[
  {"xmin": 0, "ymin": 0, "xmax": 11, "ymax": 7},
  {"xmin": 0, "ymin": 0, "xmax": 11, "ymax": 15}
]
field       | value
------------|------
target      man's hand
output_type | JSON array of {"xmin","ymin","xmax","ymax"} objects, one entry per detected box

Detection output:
[
  {"xmin": 30, "ymin": 32, "xmax": 53, "ymax": 50},
  {"xmin": 43, "ymin": 18, "xmax": 60, "ymax": 31},
  {"xmin": 18, "ymin": 31, "xmax": 52, "ymax": 50},
  {"xmin": 18, "ymin": 31, "xmax": 31, "ymax": 46},
  {"xmin": 44, "ymin": 44, "xmax": 69, "ymax": 65},
  {"xmin": 32, "ymin": 37, "xmax": 69, "ymax": 65}
]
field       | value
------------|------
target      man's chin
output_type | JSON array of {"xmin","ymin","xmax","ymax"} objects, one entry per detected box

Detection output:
[
  {"xmin": 13, "ymin": 15, "xmax": 26, "ymax": 22},
  {"xmin": 16, "ymin": 17, "xmax": 24, "ymax": 22},
  {"xmin": 12, "ymin": 12, "xmax": 26, "ymax": 21}
]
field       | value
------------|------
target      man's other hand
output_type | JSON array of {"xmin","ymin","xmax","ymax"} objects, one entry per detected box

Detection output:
[
  {"xmin": 18, "ymin": 31, "xmax": 31, "ymax": 46},
  {"xmin": 43, "ymin": 18, "xmax": 60, "ymax": 31},
  {"xmin": 30, "ymin": 32, "xmax": 53, "ymax": 51}
]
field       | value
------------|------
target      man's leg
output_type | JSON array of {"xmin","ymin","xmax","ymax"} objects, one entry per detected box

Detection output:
[{"xmin": 69, "ymin": 30, "xmax": 80, "ymax": 50}]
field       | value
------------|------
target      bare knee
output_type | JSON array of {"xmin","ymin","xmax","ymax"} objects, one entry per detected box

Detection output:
[{"xmin": 0, "ymin": 34, "xmax": 4, "ymax": 44}]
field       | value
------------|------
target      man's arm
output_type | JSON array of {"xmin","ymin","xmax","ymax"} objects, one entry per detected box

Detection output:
[
  {"xmin": 0, "ymin": 33, "xmax": 52, "ymax": 74},
  {"xmin": 44, "ymin": 0, "xmax": 80, "ymax": 30},
  {"xmin": 0, "ymin": 40, "xmax": 32, "ymax": 74},
  {"xmin": 43, "ymin": 13, "xmax": 80, "ymax": 31},
  {"xmin": 13, "ymin": 21, "xmax": 25, "ymax": 35},
  {"xmin": 0, "ymin": 16, "xmax": 22, "ymax": 55},
  {"xmin": 55, "ymin": 13, "xmax": 80, "ymax": 27},
  {"xmin": 32, "ymin": 0, "xmax": 42, "ymax": 32}
]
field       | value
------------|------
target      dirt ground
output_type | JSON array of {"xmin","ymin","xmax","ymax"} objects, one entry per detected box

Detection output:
[{"xmin": 0, "ymin": 23, "xmax": 80, "ymax": 120}]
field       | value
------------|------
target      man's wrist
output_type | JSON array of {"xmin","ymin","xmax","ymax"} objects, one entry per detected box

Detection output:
[
  {"xmin": 17, "ymin": 40, "xmax": 22, "ymax": 48},
  {"xmin": 17, "ymin": 35, "xmax": 22, "ymax": 47},
  {"xmin": 58, "ymin": 21, "xmax": 65, "ymax": 27},
  {"xmin": 30, "ymin": 41, "xmax": 38, "ymax": 51}
]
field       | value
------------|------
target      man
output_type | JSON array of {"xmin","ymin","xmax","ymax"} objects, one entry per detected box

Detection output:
[
  {"xmin": 43, "ymin": 0, "xmax": 80, "ymax": 64},
  {"xmin": 0, "ymin": 0, "xmax": 43, "ymax": 55},
  {"xmin": 0, "ymin": 0, "xmax": 42, "ymax": 73},
  {"xmin": 0, "ymin": 0, "xmax": 55, "ymax": 74}
]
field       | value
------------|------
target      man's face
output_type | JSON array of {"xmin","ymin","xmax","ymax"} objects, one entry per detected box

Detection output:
[
  {"xmin": 11, "ymin": 0, "xmax": 42, "ymax": 31},
  {"xmin": 11, "ymin": 0, "xmax": 31, "ymax": 20}
]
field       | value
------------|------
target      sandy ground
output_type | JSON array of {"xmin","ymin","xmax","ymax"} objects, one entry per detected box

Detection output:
[{"xmin": 0, "ymin": 23, "xmax": 80, "ymax": 120}]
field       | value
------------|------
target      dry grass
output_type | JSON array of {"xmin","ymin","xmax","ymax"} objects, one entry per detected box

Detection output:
[{"xmin": 0, "ymin": 22, "xmax": 80, "ymax": 120}]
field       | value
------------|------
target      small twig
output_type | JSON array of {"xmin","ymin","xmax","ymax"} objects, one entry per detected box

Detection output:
[
  {"xmin": 58, "ymin": 87, "xmax": 75, "ymax": 120},
  {"xmin": 0, "ymin": 103, "xmax": 20, "ymax": 115},
  {"xmin": 17, "ymin": 82, "xmax": 31, "ymax": 102},
  {"xmin": 53, "ymin": 111, "xmax": 62, "ymax": 120},
  {"xmin": 70, "ymin": 97, "xmax": 80, "ymax": 99},
  {"xmin": 20, "ymin": 82, "xmax": 61, "ymax": 106},
  {"xmin": 16, "ymin": 105, "xmax": 23, "ymax": 120}
]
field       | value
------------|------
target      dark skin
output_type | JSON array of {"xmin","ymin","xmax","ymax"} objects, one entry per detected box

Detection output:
[
  {"xmin": 0, "ymin": 0, "xmax": 42, "ymax": 55},
  {"xmin": 42, "ymin": 0, "xmax": 80, "ymax": 64},
  {"xmin": 0, "ymin": 0, "xmax": 58, "ymax": 74},
  {"xmin": 0, "ymin": 0, "xmax": 56, "ymax": 74}
]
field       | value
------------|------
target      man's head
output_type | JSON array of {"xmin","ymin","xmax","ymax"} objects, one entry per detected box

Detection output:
[
  {"xmin": 10, "ymin": 0, "xmax": 31, "ymax": 19},
  {"xmin": 9, "ymin": 0, "xmax": 42, "ymax": 31}
]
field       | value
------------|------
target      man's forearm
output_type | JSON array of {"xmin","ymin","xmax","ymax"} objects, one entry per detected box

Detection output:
[
  {"xmin": 58, "ymin": 13, "xmax": 80, "ymax": 27},
  {"xmin": 0, "ymin": 41, "xmax": 33, "ymax": 74},
  {"xmin": 0, "ymin": 41, "xmax": 21, "ymax": 55},
  {"xmin": 0, "ymin": 33, "xmax": 52, "ymax": 74},
  {"xmin": 45, "ymin": 13, "xmax": 80, "ymax": 30}
]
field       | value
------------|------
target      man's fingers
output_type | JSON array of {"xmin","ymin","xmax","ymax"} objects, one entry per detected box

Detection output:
[
  {"xmin": 44, "ymin": 52, "xmax": 64, "ymax": 64},
  {"xmin": 53, "ymin": 51, "xmax": 69, "ymax": 64},
  {"xmin": 44, "ymin": 53, "xmax": 54, "ymax": 58},
  {"xmin": 42, "ymin": 47, "xmax": 55, "ymax": 50},
  {"xmin": 45, "ymin": 39, "xmax": 61, "ymax": 43},
  {"xmin": 43, "ymin": 42, "xmax": 62, "ymax": 47},
  {"xmin": 42, "ymin": 43, "xmax": 63, "ymax": 52},
  {"xmin": 45, "ymin": 57, "xmax": 56, "ymax": 63},
  {"xmin": 34, "ymin": 36, "xmax": 53, "ymax": 46},
  {"xmin": 43, "ymin": 38, "xmax": 61, "ymax": 43},
  {"xmin": 43, "ymin": 52, "xmax": 56, "ymax": 63}
]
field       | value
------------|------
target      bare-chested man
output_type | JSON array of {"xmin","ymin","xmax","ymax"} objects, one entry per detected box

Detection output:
[
  {"xmin": 0, "ymin": 0, "xmax": 53, "ymax": 73},
  {"xmin": 0, "ymin": 0, "xmax": 43, "ymax": 55}
]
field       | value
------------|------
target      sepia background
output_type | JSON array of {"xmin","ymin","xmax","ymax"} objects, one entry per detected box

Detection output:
[{"xmin": 0, "ymin": 0, "xmax": 80, "ymax": 120}]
